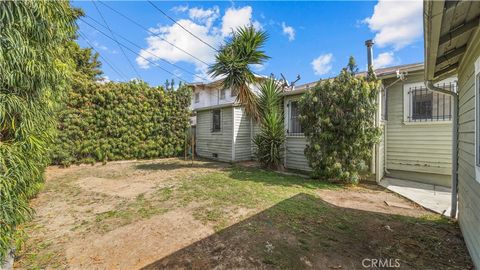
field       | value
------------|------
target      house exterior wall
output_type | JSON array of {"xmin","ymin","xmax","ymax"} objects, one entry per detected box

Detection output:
[
  {"xmin": 196, "ymin": 107, "xmax": 233, "ymax": 162},
  {"xmin": 284, "ymin": 95, "xmax": 311, "ymax": 172},
  {"xmin": 456, "ymin": 28, "xmax": 480, "ymax": 267},
  {"xmin": 233, "ymin": 107, "xmax": 252, "ymax": 161},
  {"xmin": 191, "ymin": 87, "xmax": 236, "ymax": 111},
  {"xmin": 384, "ymin": 74, "xmax": 452, "ymax": 187}
]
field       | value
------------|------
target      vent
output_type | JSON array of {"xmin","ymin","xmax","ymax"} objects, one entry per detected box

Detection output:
[{"xmin": 212, "ymin": 153, "xmax": 218, "ymax": 158}]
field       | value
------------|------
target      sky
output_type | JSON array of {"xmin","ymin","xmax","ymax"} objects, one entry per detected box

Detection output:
[{"xmin": 74, "ymin": 0, "xmax": 425, "ymax": 87}]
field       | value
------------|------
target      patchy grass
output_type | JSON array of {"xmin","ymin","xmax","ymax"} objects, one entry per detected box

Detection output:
[{"xmin": 15, "ymin": 158, "xmax": 472, "ymax": 269}]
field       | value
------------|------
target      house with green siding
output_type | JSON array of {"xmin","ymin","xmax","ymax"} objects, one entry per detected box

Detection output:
[{"xmin": 424, "ymin": 0, "xmax": 480, "ymax": 267}]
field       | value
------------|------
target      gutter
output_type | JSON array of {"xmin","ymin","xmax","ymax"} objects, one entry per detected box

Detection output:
[{"xmin": 425, "ymin": 80, "xmax": 458, "ymax": 218}]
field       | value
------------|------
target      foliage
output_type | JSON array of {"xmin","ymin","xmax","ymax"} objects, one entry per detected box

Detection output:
[
  {"xmin": 50, "ymin": 81, "xmax": 192, "ymax": 166},
  {"xmin": 209, "ymin": 25, "xmax": 270, "ymax": 120},
  {"xmin": 253, "ymin": 77, "xmax": 285, "ymax": 169},
  {"xmin": 0, "ymin": 1, "xmax": 77, "ymax": 261},
  {"xmin": 298, "ymin": 57, "xmax": 382, "ymax": 184}
]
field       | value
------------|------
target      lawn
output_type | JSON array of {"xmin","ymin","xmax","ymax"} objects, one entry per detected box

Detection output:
[{"xmin": 15, "ymin": 158, "xmax": 472, "ymax": 269}]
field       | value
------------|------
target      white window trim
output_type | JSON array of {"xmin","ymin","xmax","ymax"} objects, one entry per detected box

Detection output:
[
  {"xmin": 194, "ymin": 92, "xmax": 200, "ymax": 103},
  {"xmin": 474, "ymin": 56, "xmax": 480, "ymax": 183},
  {"xmin": 402, "ymin": 77, "xmax": 457, "ymax": 124},
  {"xmin": 286, "ymin": 98, "xmax": 305, "ymax": 137}
]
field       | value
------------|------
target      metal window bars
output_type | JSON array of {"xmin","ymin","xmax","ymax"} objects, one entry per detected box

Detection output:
[
  {"xmin": 407, "ymin": 82, "xmax": 456, "ymax": 122},
  {"xmin": 288, "ymin": 101, "xmax": 304, "ymax": 136}
]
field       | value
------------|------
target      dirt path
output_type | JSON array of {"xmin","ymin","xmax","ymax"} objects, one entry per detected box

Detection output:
[{"xmin": 15, "ymin": 158, "xmax": 472, "ymax": 269}]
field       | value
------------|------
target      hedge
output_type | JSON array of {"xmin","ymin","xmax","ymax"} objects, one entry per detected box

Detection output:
[{"xmin": 51, "ymin": 81, "xmax": 192, "ymax": 165}]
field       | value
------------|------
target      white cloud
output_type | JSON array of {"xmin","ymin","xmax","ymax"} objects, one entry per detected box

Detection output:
[
  {"xmin": 373, "ymin": 51, "xmax": 396, "ymax": 68},
  {"xmin": 311, "ymin": 53, "xmax": 333, "ymax": 76},
  {"xmin": 137, "ymin": 5, "xmax": 263, "ymax": 82},
  {"xmin": 364, "ymin": 0, "xmax": 423, "ymax": 50},
  {"xmin": 251, "ymin": 63, "xmax": 266, "ymax": 72},
  {"xmin": 221, "ymin": 6, "xmax": 261, "ymax": 36},
  {"xmin": 171, "ymin": 5, "xmax": 188, "ymax": 13},
  {"xmin": 281, "ymin": 22, "xmax": 295, "ymax": 41}
]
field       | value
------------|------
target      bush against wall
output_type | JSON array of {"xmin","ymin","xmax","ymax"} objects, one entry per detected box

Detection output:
[
  {"xmin": 298, "ymin": 58, "xmax": 382, "ymax": 184},
  {"xmin": 0, "ymin": 1, "xmax": 77, "ymax": 262},
  {"xmin": 51, "ymin": 81, "xmax": 191, "ymax": 165}
]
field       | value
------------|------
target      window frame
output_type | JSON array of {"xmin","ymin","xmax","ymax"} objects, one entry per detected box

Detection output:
[
  {"xmin": 402, "ymin": 78, "xmax": 456, "ymax": 125},
  {"xmin": 194, "ymin": 92, "xmax": 200, "ymax": 103},
  {"xmin": 475, "ymin": 56, "xmax": 480, "ymax": 182},
  {"xmin": 220, "ymin": 89, "xmax": 226, "ymax": 100},
  {"xmin": 211, "ymin": 109, "xmax": 222, "ymax": 133},
  {"xmin": 287, "ymin": 100, "xmax": 304, "ymax": 137}
]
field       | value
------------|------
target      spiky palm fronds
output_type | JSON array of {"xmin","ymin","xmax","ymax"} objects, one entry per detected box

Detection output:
[
  {"xmin": 253, "ymin": 77, "xmax": 285, "ymax": 169},
  {"xmin": 209, "ymin": 25, "xmax": 269, "ymax": 121}
]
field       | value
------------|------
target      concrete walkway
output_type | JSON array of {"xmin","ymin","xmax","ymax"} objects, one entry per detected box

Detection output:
[{"xmin": 380, "ymin": 178, "xmax": 452, "ymax": 217}]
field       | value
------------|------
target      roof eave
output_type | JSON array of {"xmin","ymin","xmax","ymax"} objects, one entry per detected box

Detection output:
[{"xmin": 424, "ymin": 0, "xmax": 448, "ymax": 82}]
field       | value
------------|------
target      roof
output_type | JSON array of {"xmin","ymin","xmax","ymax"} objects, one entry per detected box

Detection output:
[
  {"xmin": 189, "ymin": 74, "xmax": 268, "ymax": 89},
  {"xmin": 424, "ymin": 0, "xmax": 480, "ymax": 81},
  {"xmin": 283, "ymin": 62, "xmax": 425, "ymax": 96}
]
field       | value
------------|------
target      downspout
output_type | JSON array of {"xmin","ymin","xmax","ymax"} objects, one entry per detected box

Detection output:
[{"xmin": 425, "ymin": 80, "xmax": 458, "ymax": 218}]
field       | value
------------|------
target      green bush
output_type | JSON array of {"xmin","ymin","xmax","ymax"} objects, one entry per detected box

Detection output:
[
  {"xmin": 298, "ymin": 58, "xmax": 382, "ymax": 184},
  {"xmin": 0, "ymin": 1, "xmax": 77, "ymax": 262},
  {"xmin": 50, "ymin": 81, "xmax": 191, "ymax": 166},
  {"xmin": 253, "ymin": 77, "xmax": 285, "ymax": 169}
]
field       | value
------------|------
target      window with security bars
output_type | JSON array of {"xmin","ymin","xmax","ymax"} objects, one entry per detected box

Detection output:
[
  {"xmin": 212, "ymin": 109, "xmax": 221, "ymax": 132},
  {"xmin": 406, "ymin": 82, "xmax": 455, "ymax": 122},
  {"xmin": 288, "ymin": 101, "xmax": 303, "ymax": 136}
]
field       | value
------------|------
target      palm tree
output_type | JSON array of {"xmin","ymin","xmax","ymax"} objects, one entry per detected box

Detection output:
[{"xmin": 208, "ymin": 25, "xmax": 269, "ymax": 120}]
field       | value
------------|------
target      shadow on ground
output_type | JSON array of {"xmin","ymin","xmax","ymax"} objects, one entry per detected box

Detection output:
[
  {"xmin": 142, "ymin": 193, "xmax": 472, "ymax": 270},
  {"xmin": 134, "ymin": 159, "xmax": 228, "ymax": 171}
]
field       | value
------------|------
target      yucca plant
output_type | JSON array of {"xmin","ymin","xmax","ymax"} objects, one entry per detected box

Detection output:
[
  {"xmin": 253, "ymin": 77, "xmax": 285, "ymax": 169},
  {"xmin": 0, "ymin": 1, "xmax": 77, "ymax": 262},
  {"xmin": 209, "ymin": 25, "xmax": 269, "ymax": 121}
]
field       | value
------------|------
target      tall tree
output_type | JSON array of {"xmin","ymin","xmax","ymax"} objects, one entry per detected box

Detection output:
[
  {"xmin": 209, "ymin": 25, "xmax": 269, "ymax": 120},
  {"xmin": 0, "ymin": 1, "xmax": 77, "ymax": 261}
]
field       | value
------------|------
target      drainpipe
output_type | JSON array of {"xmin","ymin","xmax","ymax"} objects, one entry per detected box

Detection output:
[{"xmin": 425, "ymin": 81, "xmax": 458, "ymax": 218}]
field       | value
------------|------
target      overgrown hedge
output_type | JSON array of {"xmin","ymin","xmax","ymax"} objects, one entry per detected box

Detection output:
[{"xmin": 51, "ymin": 81, "xmax": 191, "ymax": 165}]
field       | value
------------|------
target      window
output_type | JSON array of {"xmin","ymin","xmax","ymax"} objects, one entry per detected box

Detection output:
[
  {"xmin": 288, "ymin": 101, "xmax": 303, "ymax": 136},
  {"xmin": 220, "ymin": 89, "xmax": 226, "ymax": 100},
  {"xmin": 231, "ymin": 88, "xmax": 237, "ymax": 97},
  {"xmin": 195, "ymin": 92, "xmax": 200, "ymax": 103},
  {"xmin": 475, "ymin": 56, "xmax": 480, "ymax": 181},
  {"xmin": 404, "ymin": 82, "xmax": 455, "ymax": 122},
  {"xmin": 212, "ymin": 109, "xmax": 221, "ymax": 132}
]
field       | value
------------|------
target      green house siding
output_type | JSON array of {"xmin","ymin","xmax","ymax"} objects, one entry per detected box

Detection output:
[
  {"xmin": 457, "ymin": 28, "xmax": 480, "ymax": 267},
  {"xmin": 384, "ymin": 74, "xmax": 452, "ymax": 187},
  {"xmin": 196, "ymin": 107, "xmax": 234, "ymax": 162}
]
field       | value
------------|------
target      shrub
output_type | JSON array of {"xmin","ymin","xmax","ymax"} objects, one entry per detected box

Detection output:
[
  {"xmin": 50, "ymin": 81, "xmax": 191, "ymax": 165},
  {"xmin": 298, "ymin": 57, "xmax": 382, "ymax": 184},
  {"xmin": 253, "ymin": 77, "xmax": 285, "ymax": 169},
  {"xmin": 0, "ymin": 1, "xmax": 77, "ymax": 261}
]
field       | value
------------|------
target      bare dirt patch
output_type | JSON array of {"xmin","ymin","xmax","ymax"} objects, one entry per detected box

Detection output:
[{"xmin": 15, "ymin": 159, "xmax": 472, "ymax": 269}]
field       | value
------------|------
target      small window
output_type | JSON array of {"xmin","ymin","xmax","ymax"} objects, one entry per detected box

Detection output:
[
  {"xmin": 231, "ymin": 88, "xmax": 237, "ymax": 97},
  {"xmin": 220, "ymin": 89, "xmax": 226, "ymax": 100},
  {"xmin": 405, "ymin": 82, "xmax": 455, "ymax": 122},
  {"xmin": 195, "ymin": 92, "xmax": 200, "ymax": 103},
  {"xmin": 288, "ymin": 101, "xmax": 303, "ymax": 136},
  {"xmin": 212, "ymin": 109, "xmax": 221, "ymax": 132}
]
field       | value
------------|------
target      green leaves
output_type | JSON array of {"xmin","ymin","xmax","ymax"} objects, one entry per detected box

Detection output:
[
  {"xmin": 298, "ymin": 58, "xmax": 381, "ymax": 184},
  {"xmin": 209, "ymin": 25, "xmax": 269, "ymax": 121},
  {"xmin": 253, "ymin": 77, "xmax": 285, "ymax": 169},
  {"xmin": 51, "ymin": 82, "xmax": 192, "ymax": 166}
]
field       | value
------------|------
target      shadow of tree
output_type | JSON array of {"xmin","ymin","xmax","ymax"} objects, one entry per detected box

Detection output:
[
  {"xmin": 134, "ymin": 159, "xmax": 228, "ymax": 171},
  {"xmin": 142, "ymin": 193, "xmax": 472, "ymax": 270}
]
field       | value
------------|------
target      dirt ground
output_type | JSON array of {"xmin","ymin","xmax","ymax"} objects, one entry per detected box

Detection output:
[{"xmin": 15, "ymin": 158, "xmax": 473, "ymax": 269}]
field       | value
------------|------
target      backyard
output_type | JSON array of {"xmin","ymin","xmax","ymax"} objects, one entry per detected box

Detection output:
[{"xmin": 15, "ymin": 158, "xmax": 472, "ymax": 269}]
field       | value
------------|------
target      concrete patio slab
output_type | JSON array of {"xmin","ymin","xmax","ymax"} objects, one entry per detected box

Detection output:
[{"xmin": 380, "ymin": 178, "xmax": 452, "ymax": 217}]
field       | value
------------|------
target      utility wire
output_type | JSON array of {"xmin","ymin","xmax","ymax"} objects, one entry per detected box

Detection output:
[
  {"xmin": 92, "ymin": 1, "xmax": 142, "ymax": 79},
  {"xmin": 78, "ymin": 31, "xmax": 128, "ymax": 81},
  {"xmin": 84, "ymin": 14, "xmax": 208, "ymax": 82},
  {"xmin": 79, "ymin": 18, "xmax": 189, "ymax": 83},
  {"xmin": 98, "ymin": 0, "xmax": 210, "ymax": 66},
  {"xmin": 147, "ymin": 0, "xmax": 218, "ymax": 52}
]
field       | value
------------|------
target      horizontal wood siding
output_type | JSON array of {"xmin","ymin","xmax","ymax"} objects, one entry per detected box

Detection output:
[
  {"xmin": 457, "ymin": 29, "xmax": 480, "ymax": 268},
  {"xmin": 385, "ymin": 74, "xmax": 452, "ymax": 186},
  {"xmin": 378, "ymin": 124, "xmax": 385, "ymax": 180},
  {"xmin": 196, "ymin": 107, "xmax": 233, "ymax": 162},
  {"xmin": 285, "ymin": 136, "xmax": 311, "ymax": 172},
  {"xmin": 233, "ymin": 107, "xmax": 252, "ymax": 161},
  {"xmin": 250, "ymin": 120, "xmax": 261, "ymax": 160}
]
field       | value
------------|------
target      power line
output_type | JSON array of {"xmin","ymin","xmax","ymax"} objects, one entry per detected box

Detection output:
[
  {"xmin": 92, "ymin": 0, "xmax": 141, "ymax": 79},
  {"xmin": 147, "ymin": 1, "xmax": 218, "ymax": 52},
  {"xmin": 98, "ymin": 0, "xmax": 210, "ymax": 66},
  {"xmin": 83, "ymin": 14, "xmax": 208, "ymax": 82},
  {"xmin": 78, "ymin": 31, "xmax": 128, "ymax": 81},
  {"xmin": 79, "ymin": 17, "xmax": 189, "ymax": 84}
]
